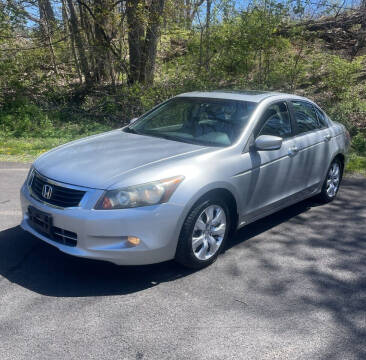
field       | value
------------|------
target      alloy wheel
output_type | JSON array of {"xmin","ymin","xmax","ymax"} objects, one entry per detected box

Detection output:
[
  {"xmin": 191, "ymin": 205, "xmax": 227, "ymax": 261},
  {"xmin": 326, "ymin": 162, "xmax": 340, "ymax": 198}
]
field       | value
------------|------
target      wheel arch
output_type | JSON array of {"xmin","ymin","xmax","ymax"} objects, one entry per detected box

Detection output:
[
  {"xmin": 333, "ymin": 153, "xmax": 345, "ymax": 171},
  {"xmin": 174, "ymin": 185, "xmax": 239, "ymax": 266},
  {"xmin": 179, "ymin": 185, "xmax": 239, "ymax": 239},
  {"xmin": 320, "ymin": 152, "xmax": 345, "ymax": 189}
]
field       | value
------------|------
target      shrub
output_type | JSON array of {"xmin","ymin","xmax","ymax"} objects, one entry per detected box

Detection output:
[
  {"xmin": 0, "ymin": 99, "xmax": 55, "ymax": 137},
  {"xmin": 352, "ymin": 132, "xmax": 366, "ymax": 156}
]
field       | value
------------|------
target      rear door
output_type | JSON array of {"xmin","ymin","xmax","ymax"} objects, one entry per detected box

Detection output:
[{"xmin": 289, "ymin": 100, "xmax": 332, "ymax": 191}]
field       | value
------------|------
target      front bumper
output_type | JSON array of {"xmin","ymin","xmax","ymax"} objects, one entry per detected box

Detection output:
[{"xmin": 20, "ymin": 184, "xmax": 186, "ymax": 265}]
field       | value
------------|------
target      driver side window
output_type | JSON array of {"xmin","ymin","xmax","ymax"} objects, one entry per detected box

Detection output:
[
  {"xmin": 258, "ymin": 102, "xmax": 292, "ymax": 138},
  {"xmin": 143, "ymin": 101, "xmax": 190, "ymax": 130}
]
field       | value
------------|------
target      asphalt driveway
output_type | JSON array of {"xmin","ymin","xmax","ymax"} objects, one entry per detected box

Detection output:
[{"xmin": 0, "ymin": 162, "xmax": 365, "ymax": 359}]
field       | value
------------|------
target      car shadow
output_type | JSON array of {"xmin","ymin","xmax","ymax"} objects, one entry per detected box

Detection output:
[
  {"xmin": 1, "ymin": 176, "xmax": 365, "ymax": 359},
  {"xmin": 0, "ymin": 195, "xmax": 323, "ymax": 298},
  {"xmin": 0, "ymin": 225, "xmax": 197, "ymax": 297},
  {"xmin": 228, "ymin": 196, "xmax": 318, "ymax": 251}
]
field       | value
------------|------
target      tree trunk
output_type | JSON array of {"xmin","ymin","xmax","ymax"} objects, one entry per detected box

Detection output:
[
  {"xmin": 185, "ymin": 0, "xmax": 191, "ymax": 28},
  {"xmin": 92, "ymin": 0, "xmax": 116, "ymax": 83},
  {"xmin": 62, "ymin": 0, "xmax": 82, "ymax": 82},
  {"xmin": 205, "ymin": 0, "xmax": 211, "ymax": 71},
  {"xmin": 187, "ymin": 0, "xmax": 205, "ymax": 29},
  {"xmin": 141, "ymin": 0, "xmax": 165, "ymax": 84},
  {"xmin": 66, "ymin": 0, "xmax": 92, "ymax": 84},
  {"xmin": 78, "ymin": 1, "xmax": 95, "ymax": 72},
  {"xmin": 38, "ymin": 0, "xmax": 55, "ymax": 24},
  {"xmin": 126, "ymin": 0, "xmax": 145, "ymax": 84},
  {"xmin": 355, "ymin": 0, "xmax": 366, "ymax": 56},
  {"xmin": 126, "ymin": 0, "xmax": 165, "ymax": 84},
  {"xmin": 38, "ymin": 0, "xmax": 58, "ymax": 73}
]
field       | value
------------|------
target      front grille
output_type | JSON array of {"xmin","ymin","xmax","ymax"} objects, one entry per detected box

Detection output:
[{"xmin": 30, "ymin": 171, "xmax": 85, "ymax": 208}]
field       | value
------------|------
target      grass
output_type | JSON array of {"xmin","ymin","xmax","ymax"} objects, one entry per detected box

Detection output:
[
  {"xmin": 0, "ymin": 137, "xmax": 74, "ymax": 162},
  {"xmin": 346, "ymin": 153, "xmax": 366, "ymax": 175},
  {"xmin": 1, "ymin": 133, "xmax": 365, "ymax": 176},
  {"xmin": 0, "ymin": 122, "xmax": 112, "ymax": 163}
]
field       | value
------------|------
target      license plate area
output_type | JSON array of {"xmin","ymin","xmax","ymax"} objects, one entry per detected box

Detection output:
[{"xmin": 28, "ymin": 206, "xmax": 53, "ymax": 237}]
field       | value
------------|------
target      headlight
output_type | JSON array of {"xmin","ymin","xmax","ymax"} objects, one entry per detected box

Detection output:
[
  {"xmin": 26, "ymin": 167, "xmax": 35, "ymax": 187},
  {"xmin": 95, "ymin": 176, "xmax": 185, "ymax": 210}
]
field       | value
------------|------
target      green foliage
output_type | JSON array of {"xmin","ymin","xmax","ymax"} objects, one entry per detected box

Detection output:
[
  {"xmin": 0, "ymin": 0, "xmax": 366, "ymax": 175},
  {"xmin": 0, "ymin": 99, "xmax": 54, "ymax": 137},
  {"xmin": 0, "ymin": 98, "xmax": 110, "ymax": 139},
  {"xmin": 346, "ymin": 153, "xmax": 366, "ymax": 175},
  {"xmin": 327, "ymin": 97, "xmax": 366, "ymax": 136},
  {"xmin": 352, "ymin": 132, "xmax": 366, "ymax": 156},
  {"xmin": 323, "ymin": 56, "xmax": 363, "ymax": 96},
  {"xmin": 179, "ymin": 2, "xmax": 292, "ymax": 88}
]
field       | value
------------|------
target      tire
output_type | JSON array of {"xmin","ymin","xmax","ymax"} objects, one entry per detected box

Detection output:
[
  {"xmin": 175, "ymin": 196, "xmax": 231, "ymax": 269},
  {"xmin": 317, "ymin": 157, "xmax": 343, "ymax": 203}
]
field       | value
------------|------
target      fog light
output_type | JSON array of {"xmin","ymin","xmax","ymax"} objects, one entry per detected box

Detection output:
[{"xmin": 127, "ymin": 236, "xmax": 140, "ymax": 246}]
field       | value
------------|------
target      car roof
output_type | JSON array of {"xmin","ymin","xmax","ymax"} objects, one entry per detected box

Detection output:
[{"xmin": 175, "ymin": 90, "xmax": 306, "ymax": 103}]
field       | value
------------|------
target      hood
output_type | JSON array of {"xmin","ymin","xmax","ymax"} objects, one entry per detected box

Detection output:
[{"xmin": 34, "ymin": 130, "xmax": 208, "ymax": 189}]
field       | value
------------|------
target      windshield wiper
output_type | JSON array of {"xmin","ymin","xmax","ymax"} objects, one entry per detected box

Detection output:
[
  {"xmin": 133, "ymin": 131, "xmax": 190, "ymax": 144},
  {"xmin": 124, "ymin": 129, "xmax": 223, "ymax": 147},
  {"xmin": 139, "ymin": 131, "xmax": 222, "ymax": 147},
  {"xmin": 142, "ymin": 132, "xmax": 182, "ymax": 142},
  {"xmin": 123, "ymin": 127, "xmax": 139, "ymax": 134}
]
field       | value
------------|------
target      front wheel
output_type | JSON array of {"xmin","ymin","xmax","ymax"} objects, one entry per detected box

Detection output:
[
  {"xmin": 317, "ymin": 158, "xmax": 343, "ymax": 203},
  {"xmin": 175, "ymin": 197, "xmax": 230, "ymax": 269}
]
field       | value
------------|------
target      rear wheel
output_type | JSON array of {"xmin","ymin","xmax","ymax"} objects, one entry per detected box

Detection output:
[
  {"xmin": 175, "ymin": 197, "xmax": 230, "ymax": 269},
  {"xmin": 317, "ymin": 158, "xmax": 343, "ymax": 203}
]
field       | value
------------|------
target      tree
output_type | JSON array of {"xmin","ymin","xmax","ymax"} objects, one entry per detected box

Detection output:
[
  {"xmin": 66, "ymin": 0, "xmax": 92, "ymax": 84},
  {"xmin": 38, "ymin": 0, "xmax": 55, "ymax": 25},
  {"xmin": 38, "ymin": 0, "xmax": 57, "ymax": 73},
  {"xmin": 126, "ymin": 0, "xmax": 165, "ymax": 84}
]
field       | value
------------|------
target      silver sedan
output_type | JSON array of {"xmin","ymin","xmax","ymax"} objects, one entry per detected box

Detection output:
[{"xmin": 20, "ymin": 91, "xmax": 350, "ymax": 268}]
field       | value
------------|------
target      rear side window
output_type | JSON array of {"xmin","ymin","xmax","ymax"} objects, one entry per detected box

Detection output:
[
  {"xmin": 258, "ymin": 102, "xmax": 292, "ymax": 138},
  {"xmin": 314, "ymin": 107, "xmax": 328, "ymax": 128},
  {"xmin": 291, "ymin": 100, "xmax": 321, "ymax": 133}
]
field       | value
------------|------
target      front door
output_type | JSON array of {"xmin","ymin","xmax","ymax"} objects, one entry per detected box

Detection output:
[{"xmin": 236, "ymin": 101, "xmax": 302, "ymax": 223}]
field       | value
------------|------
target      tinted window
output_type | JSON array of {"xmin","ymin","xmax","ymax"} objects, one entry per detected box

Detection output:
[
  {"xmin": 292, "ymin": 101, "xmax": 321, "ymax": 133},
  {"xmin": 128, "ymin": 98, "xmax": 257, "ymax": 147},
  {"xmin": 314, "ymin": 107, "xmax": 328, "ymax": 128},
  {"xmin": 142, "ymin": 100, "xmax": 190, "ymax": 129},
  {"xmin": 258, "ymin": 102, "xmax": 292, "ymax": 138}
]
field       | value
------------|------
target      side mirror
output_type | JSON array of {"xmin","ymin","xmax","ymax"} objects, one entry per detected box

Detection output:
[
  {"xmin": 255, "ymin": 135, "xmax": 283, "ymax": 151},
  {"xmin": 130, "ymin": 117, "xmax": 138, "ymax": 125}
]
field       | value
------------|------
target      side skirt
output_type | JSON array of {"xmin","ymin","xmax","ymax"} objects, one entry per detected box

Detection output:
[{"xmin": 237, "ymin": 184, "xmax": 321, "ymax": 229}]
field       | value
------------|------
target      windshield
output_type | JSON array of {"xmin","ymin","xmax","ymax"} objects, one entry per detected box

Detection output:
[{"xmin": 125, "ymin": 97, "xmax": 257, "ymax": 147}]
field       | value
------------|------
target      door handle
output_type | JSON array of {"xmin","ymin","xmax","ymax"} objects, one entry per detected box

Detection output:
[
  {"xmin": 288, "ymin": 146, "xmax": 299, "ymax": 156},
  {"xmin": 324, "ymin": 134, "xmax": 331, "ymax": 142}
]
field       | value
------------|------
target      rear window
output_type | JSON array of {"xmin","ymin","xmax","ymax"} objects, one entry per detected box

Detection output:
[
  {"xmin": 291, "ymin": 100, "xmax": 322, "ymax": 134},
  {"xmin": 314, "ymin": 107, "xmax": 329, "ymax": 128}
]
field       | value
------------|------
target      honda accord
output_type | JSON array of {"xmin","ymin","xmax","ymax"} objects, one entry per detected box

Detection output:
[{"xmin": 20, "ymin": 91, "xmax": 350, "ymax": 268}]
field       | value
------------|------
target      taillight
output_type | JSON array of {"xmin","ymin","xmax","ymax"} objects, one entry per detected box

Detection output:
[{"xmin": 345, "ymin": 129, "xmax": 351, "ymax": 148}]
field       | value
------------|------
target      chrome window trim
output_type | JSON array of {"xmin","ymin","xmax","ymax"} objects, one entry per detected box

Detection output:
[
  {"xmin": 257, "ymin": 101, "xmax": 293, "ymax": 139},
  {"xmin": 242, "ymin": 98, "xmax": 332, "ymax": 154},
  {"xmin": 313, "ymin": 105, "xmax": 330, "ymax": 128},
  {"xmin": 291, "ymin": 128, "xmax": 332, "ymax": 139},
  {"xmin": 290, "ymin": 99, "xmax": 329, "ymax": 135},
  {"xmin": 242, "ymin": 99, "xmax": 295, "ymax": 154}
]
